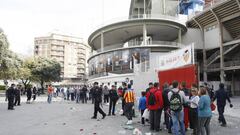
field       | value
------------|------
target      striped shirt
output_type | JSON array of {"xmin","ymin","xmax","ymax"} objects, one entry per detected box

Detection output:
[{"xmin": 124, "ymin": 89, "xmax": 135, "ymax": 103}]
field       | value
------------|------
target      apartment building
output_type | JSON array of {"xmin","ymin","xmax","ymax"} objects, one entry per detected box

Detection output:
[{"xmin": 34, "ymin": 33, "xmax": 91, "ymax": 84}]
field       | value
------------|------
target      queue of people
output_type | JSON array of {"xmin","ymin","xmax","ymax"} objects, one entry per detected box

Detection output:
[
  {"xmin": 5, "ymin": 80, "xmax": 233, "ymax": 135},
  {"xmin": 87, "ymin": 80, "xmax": 233, "ymax": 135}
]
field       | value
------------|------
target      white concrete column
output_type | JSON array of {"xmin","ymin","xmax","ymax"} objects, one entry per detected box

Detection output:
[
  {"xmin": 101, "ymin": 32, "xmax": 104, "ymax": 52},
  {"xmin": 143, "ymin": 23, "xmax": 147, "ymax": 45},
  {"xmin": 211, "ymin": 9, "xmax": 225, "ymax": 83},
  {"xmin": 219, "ymin": 22, "xmax": 225, "ymax": 83},
  {"xmin": 163, "ymin": 0, "xmax": 166, "ymax": 14},
  {"xmin": 178, "ymin": 28, "xmax": 182, "ymax": 44},
  {"xmin": 194, "ymin": 18, "xmax": 207, "ymax": 82}
]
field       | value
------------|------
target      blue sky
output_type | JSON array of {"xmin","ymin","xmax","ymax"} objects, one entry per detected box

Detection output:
[{"xmin": 0, "ymin": 0, "xmax": 131, "ymax": 56}]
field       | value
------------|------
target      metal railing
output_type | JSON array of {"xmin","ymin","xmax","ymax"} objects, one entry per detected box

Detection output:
[
  {"xmin": 91, "ymin": 14, "xmax": 187, "ymax": 34},
  {"xmin": 207, "ymin": 44, "xmax": 238, "ymax": 65},
  {"xmin": 207, "ymin": 59, "xmax": 240, "ymax": 71},
  {"xmin": 94, "ymin": 40, "xmax": 183, "ymax": 54}
]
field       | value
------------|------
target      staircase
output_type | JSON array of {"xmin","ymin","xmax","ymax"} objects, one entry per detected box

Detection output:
[{"xmin": 207, "ymin": 43, "xmax": 240, "ymax": 66}]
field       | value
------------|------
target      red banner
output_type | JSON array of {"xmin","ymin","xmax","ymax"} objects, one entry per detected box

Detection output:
[{"xmin": 158, "ymin": 64, "xmax": 198, "ymax": 89}]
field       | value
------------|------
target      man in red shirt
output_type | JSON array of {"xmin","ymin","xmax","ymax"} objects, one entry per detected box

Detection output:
[
  {"xmin": 47, "ymin": 84, "xmax": 54, "ymax": 104},
  {"xmin": 146, "ymin": 82, "xmax": 164, "ymax": 132}
]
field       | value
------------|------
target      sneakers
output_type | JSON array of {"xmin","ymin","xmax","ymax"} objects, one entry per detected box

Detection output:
[{"xmin": 126, "ymin": 120, "xmax": 133, "ymax": 125}]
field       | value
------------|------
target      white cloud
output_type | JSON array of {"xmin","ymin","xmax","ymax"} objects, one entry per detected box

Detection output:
[{"xmin": 0, "ymin": 0, "xmax": 131, "ymax": 56}]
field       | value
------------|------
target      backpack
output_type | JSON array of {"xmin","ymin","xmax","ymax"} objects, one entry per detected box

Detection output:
[
  {"xmin": 148, "ymin": 90, "xmax": 157, "ymax": 105},
  {"xmin": 170, "ymin": 90, "xmax": 182, "ymax": 112}
]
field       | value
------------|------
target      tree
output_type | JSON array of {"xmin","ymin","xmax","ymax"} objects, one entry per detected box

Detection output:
[
  {"xmin": 18, "ymin": 58, "xmax": 35, "ymax": 90},
  {"xmin": 0, "ymin": 29, "xmax": 22, "ymax": 81},
  {"xmin": 31, "ymin": 57, "xmax": 61, "ymax": 94}
]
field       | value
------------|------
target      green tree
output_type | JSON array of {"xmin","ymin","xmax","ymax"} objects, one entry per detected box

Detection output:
[
  {"xmin": 31, "ymin": 57, "xmax": 61, "ymax": 94},
  {"xmin": 0, "ymin": 29, "xmax": 22, "ymax": 81},
  {"xmin": 18, "ymin": 58, "xmax": 35, "ymax": 90}
]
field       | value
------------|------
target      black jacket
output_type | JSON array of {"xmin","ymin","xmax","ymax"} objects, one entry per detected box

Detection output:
[
  {"xmin": 7, "ymin": 87, "xmax": 15, "ymax": 99},
  {"xmin": 14, "ymin": 89, "xmax": 21, "ymax": 97},
  {"xmin": 109, "ymin": 89, "xmax": 118, "ymax": 101},
  {"xmin": 213, "ymin": 88, "xmax": 231, "ymax": 106},
  {"xmin": 162, "ymin": 88, "xmax": 170, "ymax": 108},
  {"xmin": 92, "ymin": 86, "xmax": 103, "ymax": 103}
]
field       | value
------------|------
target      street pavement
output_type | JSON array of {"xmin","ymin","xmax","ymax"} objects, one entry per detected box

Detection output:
[{"xmin": 0, "ymin": 96, "xmax": 240, "ymax": 135}]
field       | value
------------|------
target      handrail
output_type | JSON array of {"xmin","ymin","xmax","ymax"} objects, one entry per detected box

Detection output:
[
  {"xmin": 90, "ymin": 14, "xmax": 187, "ymax": 35},
  {"xmin": 208, "ymin": 59, "xmax": 240, "ymax": 70},
  {"xmin": 207, "ymin": 44, "xmax": 238, "ymax": 65}
]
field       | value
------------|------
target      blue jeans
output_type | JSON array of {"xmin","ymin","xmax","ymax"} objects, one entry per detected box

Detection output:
[
  {"xmin": 76, "ymin": 94, "xmax": 80, "ymax": 103},
  {"xmin": 171, "ymin": 111, "xmax": 186, "ymax": 135},
  {"xmin": 47, "ymin": 94, "xmax": 52, "ymax": 103}
]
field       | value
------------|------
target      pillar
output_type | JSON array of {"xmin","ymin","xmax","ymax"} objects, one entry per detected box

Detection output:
[
  {"xmin": 193, "ymin": 18, "xmax": 207, "ymax": 82},
  {"xmin": 143, "ymin": 23, "xmax": 147, "ymax": 45},
  {"xmin": 178, "ymin": 28, "xmax": 182, "ymax": 44},
  {"xmin": 211, "ymin": 9, "xmax": 225, "ymax": 83},
  {"xmin": 101, "ymin": 32, "xmax": 104, "ymax": 52}
]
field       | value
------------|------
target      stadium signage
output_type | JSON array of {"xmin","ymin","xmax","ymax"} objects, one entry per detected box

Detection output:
[{"xmin": 158, "ymin": 44, "xmax": 194, "ymax": 71}]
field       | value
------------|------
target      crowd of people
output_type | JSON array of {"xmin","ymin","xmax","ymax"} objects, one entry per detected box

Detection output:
[
  {"xmin": 5, "ymin": 84, "xmax": 38, "ymax": 110},
  {"xmin": 87, "ymin": 80, "xmax": 234, "ymax": 135},
  {"xmin": 138, "ymin": 81, "xmax": 233, "ymax": 135},
  {"xmin": 5, "ymin": 80, "xmax": 233, "ymax": 135}
]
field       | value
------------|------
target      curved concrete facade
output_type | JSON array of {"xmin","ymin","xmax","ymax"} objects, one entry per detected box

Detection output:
[
  {"xmin": 87, "ymin": 0, "xmax": 188, "ymax": 90},
  {"xmin": 88, "ymin": 17, "xmax": 187, "ymax": 51}
]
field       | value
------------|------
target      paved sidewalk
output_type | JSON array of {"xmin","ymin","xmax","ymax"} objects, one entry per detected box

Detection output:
[
  {"xmin": 0, "ymin": 96, "xmax": 240, "ymax": 135},
  {"xmin": 0, "ymin": 95, "xmax": 62, "ymax": 103}
]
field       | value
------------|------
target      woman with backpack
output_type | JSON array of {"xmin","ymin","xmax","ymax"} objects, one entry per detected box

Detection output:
[{"xmin": 197, "ymin": 87, "xmax": 212, "ymax": 135}]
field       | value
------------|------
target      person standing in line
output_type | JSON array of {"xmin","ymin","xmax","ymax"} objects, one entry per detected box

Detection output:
[
  {"xmin": 213, "ymin": 83, "xmax": 233, "ymax": 127},
  {"xmin": 14, "ymin": 85, "xmax": 21, "ymax": 106},
  {"xmin": 189, "ymin": 87, "xmax": 199, "ymax": 135},
  {"xmin": 168, "ymin": 80, "xmax": 187, "ymax": 135},
  {"xmin": 162, "ymin": 83, "xmax": 171, "ymax": 133},
  {"xmin": 6, "ymin": 84, "xmax": 15, "ymax": 110},
  {"xmin": 70, "ymin": 87, "xmax": 75, "ymax": 101},
  {"xmin": 197, "ymin": 87, "xmax": 212, "ymax": 135},
  {"xmin": 47, "ymin": 84, "xmax": 54, "ymax": 104},
  {"xmin": 26, "ymin": 86, "xmax": 32, "ymax": 104},
  {"xmin": 89, "ymin": 85, "xmax": 94, "ymax": 104},
  {"xmin": 146, "ymin": 82, "xmax": 154, "ymax": 93},
  {"xmin": 123, "ymin": 84, "xmax": 135, "ymax": 125},
  {"xmin": 146, "ymin": 82, "xmax": 164, "ymax": 132},
  {"xmin": 76, "ymin": 87, "xmax": 81, "ymax": 103},
  {"xmin": 121, "ymin": 82, "xmax": 128, "ymax": 116},
  {"xmin": 138, "ymin": 91, "xmax": 146, "ymax": 125},
  {"xmin": 82, "ymin": 85, "xmax": 88, "ymax": 103},
  {"xmin": 181, "ymin": 82, "xmax": 190, "ymax": 131},
  {"xmin": 103, "ymin": 85, "xmax": 109, "ymax": 104},
  {"xmin": 91, "ymin": 82, "xmax": 106, "ymax": 119},
  {"xmin": 32, "ymin": 86, "xmax": 37, "ymax": 102},
  {"xmin": 67, "ymin": 87, "xmax": 70, "ymax": 100},
  {"xmin": 108, "ymin": 85, "xmax": 119, "ymax": 116}
]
